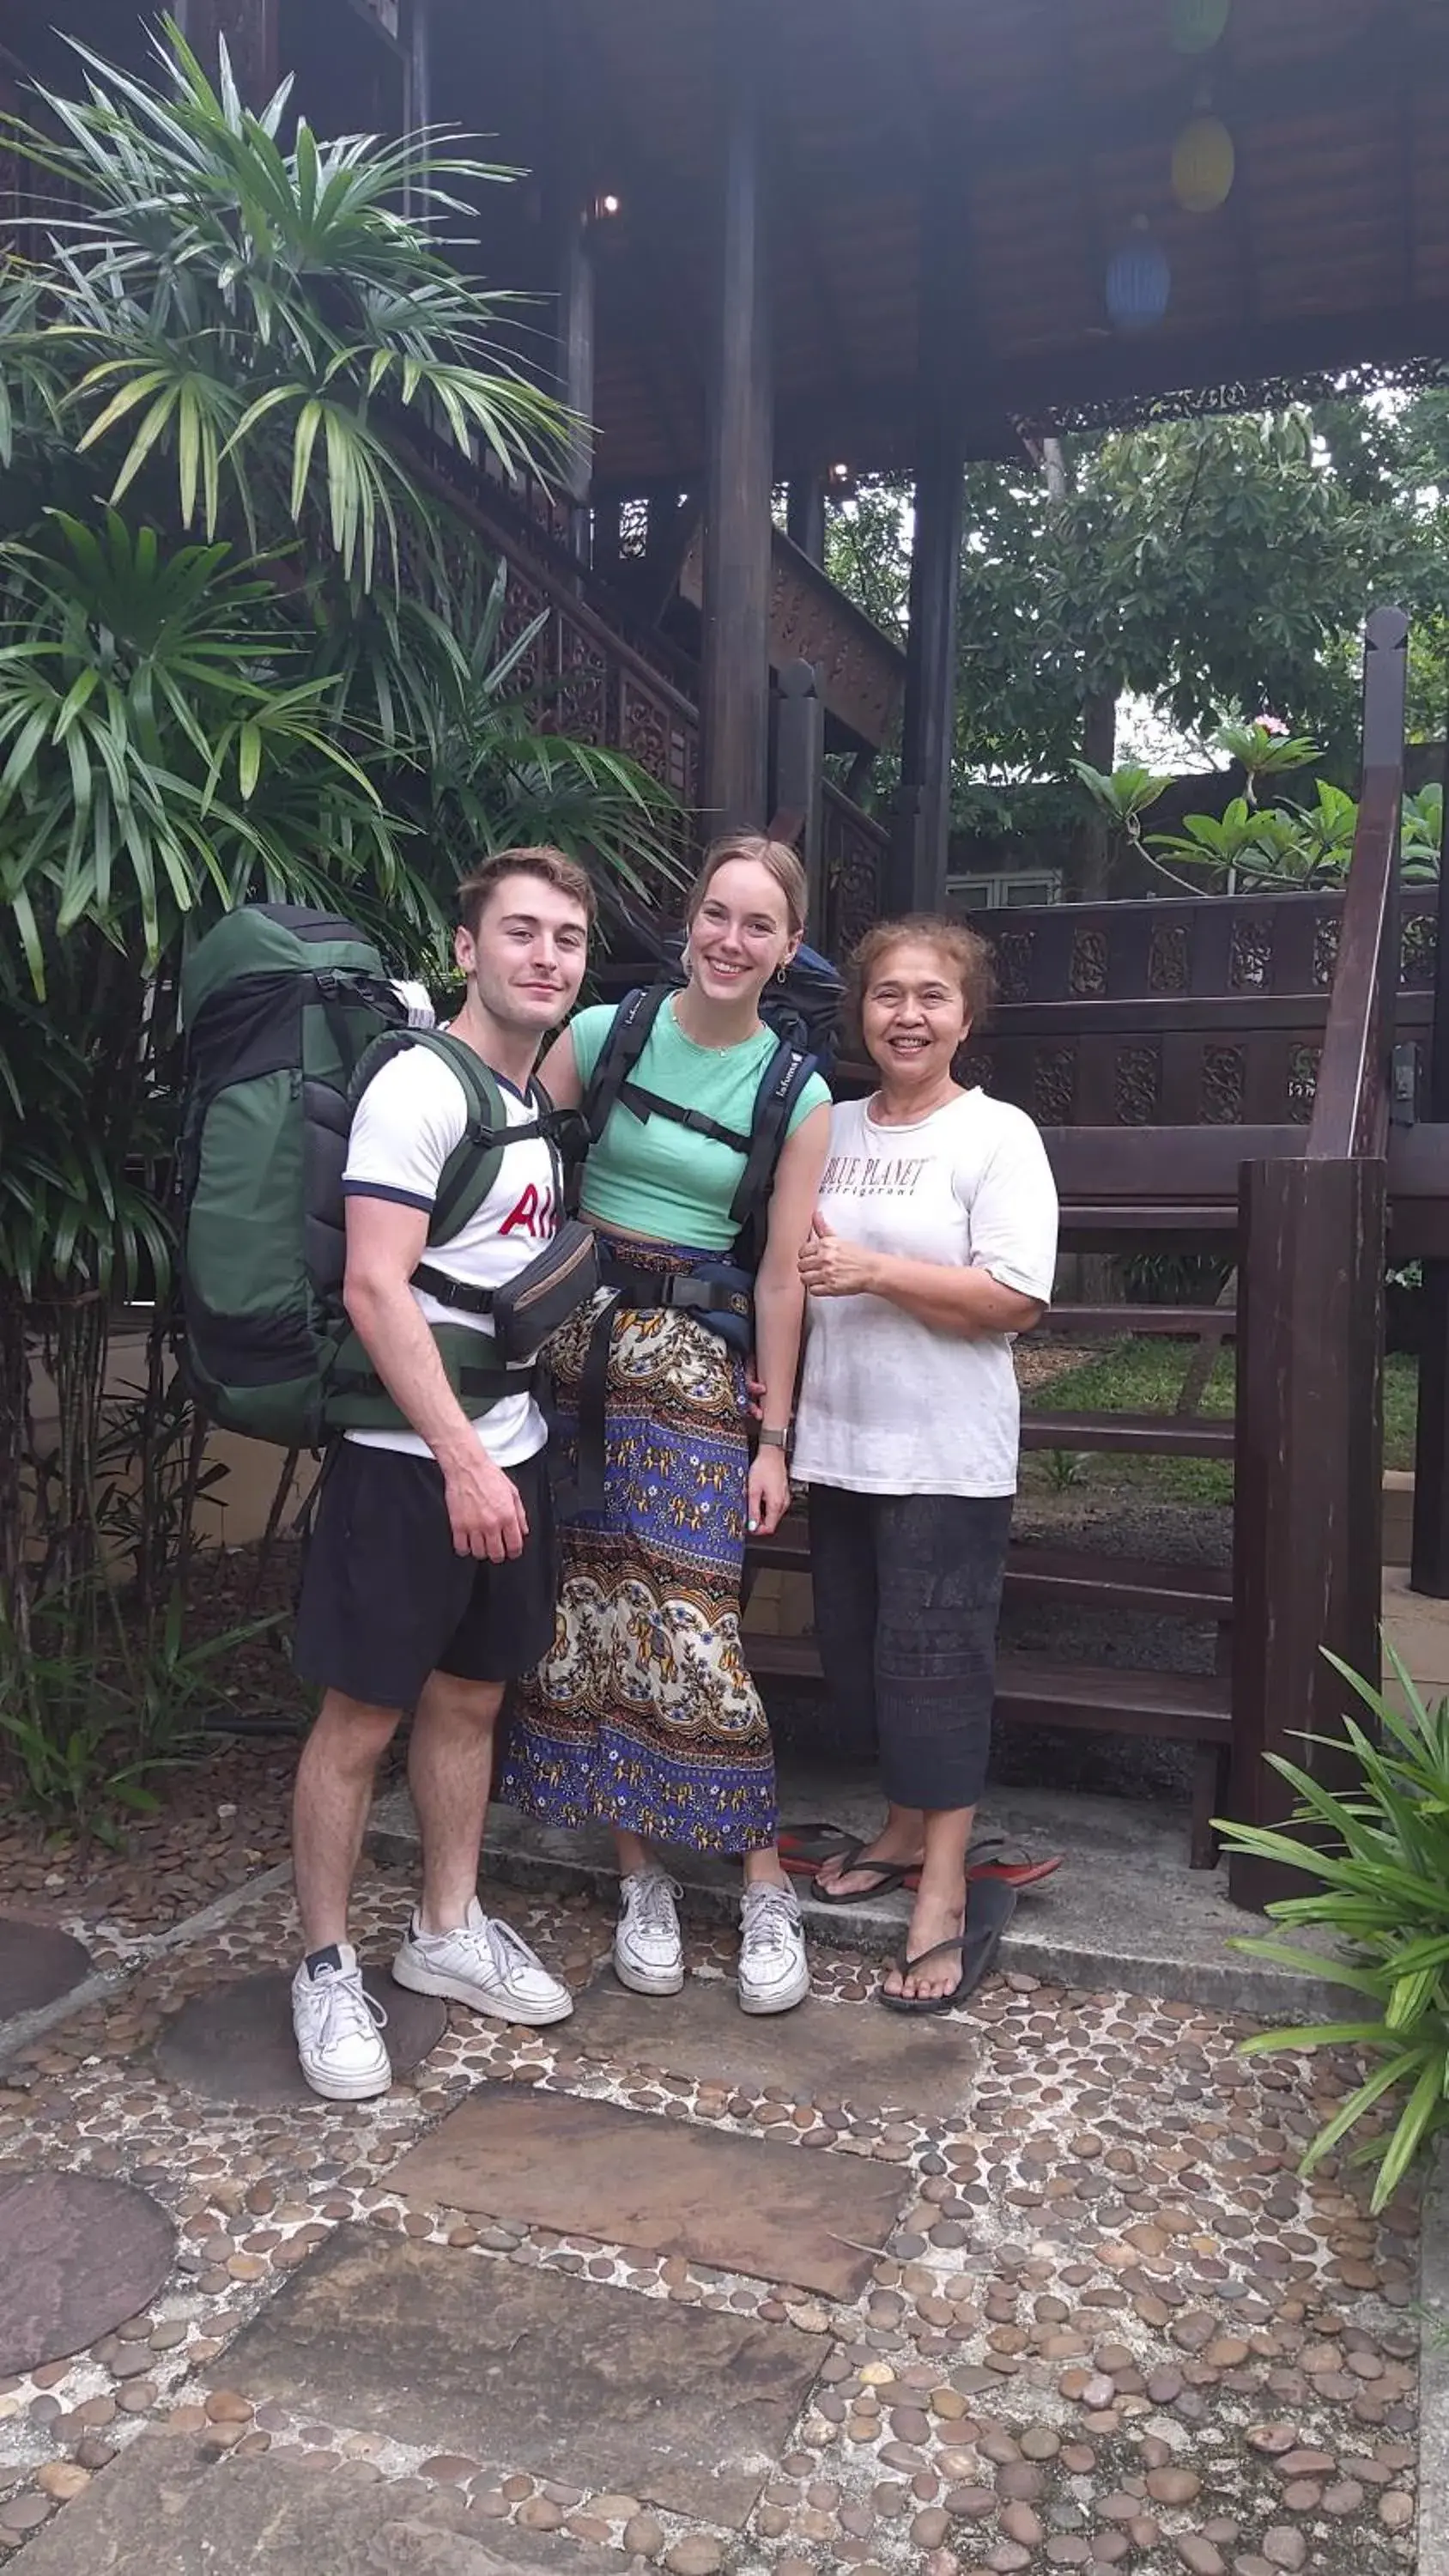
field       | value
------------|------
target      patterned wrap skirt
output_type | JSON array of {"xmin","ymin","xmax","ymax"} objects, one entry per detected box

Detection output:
[{"xmin": 497, "ymin": 1236, "xmax": 779, "ymax": 1853}]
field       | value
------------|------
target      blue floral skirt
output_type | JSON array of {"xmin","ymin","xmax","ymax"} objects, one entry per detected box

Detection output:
[{"xmin": 497, "ymin": 1238, "xmax": 778, "ymax": 1854}]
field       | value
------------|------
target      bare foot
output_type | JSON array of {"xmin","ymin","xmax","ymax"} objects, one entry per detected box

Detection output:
[
  {"xmin": 814, "ymin": 1831, "xmax": 923, "ymax": 1902},
  {"xmin": 882, "ymin": 1886, "xmax": 967, "ymax": 2004}
]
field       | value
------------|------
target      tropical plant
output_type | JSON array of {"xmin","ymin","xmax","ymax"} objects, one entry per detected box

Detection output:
[
  {"xmin": 1216, "ymin": 1649, "xmax": 1449, "ymax": 2214},
  {"xmin": 1212, "ymin": 721, "xmax": 1320, "ymax": 802},
  {"xmin": 0, "ymin": 23, "xmax": 677, "ymax": 1827},
  {"xmin": 12, "ymin": 21, "xmax": 566, "ymax": 588}
]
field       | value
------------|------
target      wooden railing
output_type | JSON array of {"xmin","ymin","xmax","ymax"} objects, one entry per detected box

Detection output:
[
  {"xmin": 1307, "ymin": 605, "xmax": 1410, "ymax": 1161},
  {"xmin": 1232, "ymin": 606, "xmax": 1409, "ymax": 1908}
]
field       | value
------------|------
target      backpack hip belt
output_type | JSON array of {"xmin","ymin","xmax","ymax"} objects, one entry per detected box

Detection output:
[
  {"xmin": 564, "ymin": 1249, "xmax": 755, "ymax": 1516},
  {"xmin": 325, "ymin": 1321, "xmax": 537, "ymax": 1434}
]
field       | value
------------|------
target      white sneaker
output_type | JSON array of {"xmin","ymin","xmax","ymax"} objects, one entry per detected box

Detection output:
[
  {"xmin": 737, "ymin": 1881, "xmax": 810, "ymax": 2016},
  {"xmin": 391, "ymin": 1897, "xmax": 573, "ymax": 2027},
  {"xmin": 614, "ymin": 1870, "xmax": 685, "ymax": 1996},
  {"xmin": 292, "ymin": 1944, "xmax": 391, "ymax": 2101}
]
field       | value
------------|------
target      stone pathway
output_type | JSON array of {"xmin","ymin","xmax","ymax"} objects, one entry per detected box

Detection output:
[{"xmin": 0, "ymin": 1862, "xmax": 1422, "ymax": 2574}]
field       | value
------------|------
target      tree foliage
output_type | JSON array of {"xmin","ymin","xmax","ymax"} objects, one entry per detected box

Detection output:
[{"xmin": 828, "ymin": 403, "xmax": 1449, "ymax": 841}]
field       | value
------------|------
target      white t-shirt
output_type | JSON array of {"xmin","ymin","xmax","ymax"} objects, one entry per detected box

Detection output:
[
  {"xmin": 342, "ymin": 1044, "xmax": 556, "ymax": 1466},
  {"xmin": 793, "ymin": 1090, "xmax": 1059, "ymax": 1499}
]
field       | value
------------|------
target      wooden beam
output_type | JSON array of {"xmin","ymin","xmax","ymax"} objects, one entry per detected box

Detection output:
[
  {"xmin": 1007, "ymin": 303, "xmax": 1449, "ymax": 433},
  {"xmin": 1230, "ymin": 1153, "xmax": 1386, "ymax": 1911},
  {"xmin": 785, "ymin": 475, "xmax": 826, "ymax": 567},
  {"xmin": 699, "ymin": 3, "xmax": 773, "ymax": 834},
  {"xmin": 1412, "ymin": 746, "xmax": 1449, "ymax": 1595},
  {"xmin": 888, "ymin": 100, "xmax": 981, "ymax": 916}
]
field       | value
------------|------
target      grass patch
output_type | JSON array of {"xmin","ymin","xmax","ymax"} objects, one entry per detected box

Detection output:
[{"xmin": 1024, "ymin": 1336, "xmax": 1417, "ymax": 1508}]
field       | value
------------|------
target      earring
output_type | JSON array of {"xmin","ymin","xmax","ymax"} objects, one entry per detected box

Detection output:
[{"xmin": 775, "ymin": 963, "xmax": 788, "ymax": 985}]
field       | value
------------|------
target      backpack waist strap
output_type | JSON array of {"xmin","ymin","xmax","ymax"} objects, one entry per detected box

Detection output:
[{"xmin": 324, "ymin": 1320, "xmax": 534, "ymax": 1433}]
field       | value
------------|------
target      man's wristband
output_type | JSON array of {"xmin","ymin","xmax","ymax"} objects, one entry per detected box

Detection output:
[{"xmin": 758, "ymin": 1426, "xmax": 790, "ymax": 1450}]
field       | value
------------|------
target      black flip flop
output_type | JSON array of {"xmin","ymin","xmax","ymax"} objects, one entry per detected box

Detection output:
[
  {"xmin": 877, "ymin": 1876, "xmax": 1017, "ymax": 2015},
  {"xmin": 808, "ymin": 1836, "xmax": 917, "ymax": 1905},
  {"xmin": 779, "ymin": 1821, "xmax": 857, "ymax": 1880}
]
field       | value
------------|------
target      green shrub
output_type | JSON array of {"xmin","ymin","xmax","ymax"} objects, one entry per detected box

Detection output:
[{"xmin": 1216, "ymin": 1649, "xmax": 1449, "ymax": 2212}]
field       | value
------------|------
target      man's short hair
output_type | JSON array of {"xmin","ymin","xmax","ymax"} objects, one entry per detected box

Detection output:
[{"xmin": 457, "ymin": 848, "xmax": 597, "ymax": 939}]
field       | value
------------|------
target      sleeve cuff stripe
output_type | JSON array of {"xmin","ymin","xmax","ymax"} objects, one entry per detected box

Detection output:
[{"xmin": 343, "ymin": 1182, "xmax": 436, "ymax": 1213}]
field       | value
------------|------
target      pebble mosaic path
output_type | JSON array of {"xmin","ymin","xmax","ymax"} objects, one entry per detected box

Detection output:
[{"xmin": 0, "ymin": 1860, "xmax": 1422, "ymax": 2574}]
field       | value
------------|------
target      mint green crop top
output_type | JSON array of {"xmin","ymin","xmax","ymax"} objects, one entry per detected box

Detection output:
[{"xmin": 569, "ymin": 999, "xmax": 831, "ymax": 1253}]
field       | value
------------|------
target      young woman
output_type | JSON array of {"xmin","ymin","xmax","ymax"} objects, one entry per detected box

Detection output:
[
  {"xmin": 793, "ymin": 915, "xmax": 1058, "ymax": 2014},
  {"xmin": 497, "ymin": 835, "xmax": 832, "ymax": 2014}
]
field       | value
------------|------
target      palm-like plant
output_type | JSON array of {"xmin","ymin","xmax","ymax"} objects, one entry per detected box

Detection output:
[
  {"xmin": 12, "ymin": 21, "xmax": 567, "ymax": 588},
  {"xmin": 0, "ymin": 21, "xmax": 680, "ymax": 1826},
  {"xmin": 1218, "ymin": 1649, "xmax": 1449, "ymax": 2215}
]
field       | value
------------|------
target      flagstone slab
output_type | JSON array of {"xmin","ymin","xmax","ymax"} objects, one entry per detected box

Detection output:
[
  {"xmin": 0, "ymin": 2171, "xmax": 175, "ymax": 2375},
  {"xmin": 0, "ymin": 1917, "xmax": 92, "ymax": 2022},
  {"xmin": 387, "ymin": 2080, "xmax": 906, "ymax": 2298},
  {"xmin": 155, "ymin": 1966, "xmax": 446, "ymax": 2107},
  {"xmin": 567, "ymin": 1969, "xmax": 972, "ymax": 2114},
  {"xmin": 10, "ymin": 2437, "xmax": 632, "ymax": 2575},
  {"xmin": 215, "ymin": 2228, "xmax": 822, "ymax": 2526}
]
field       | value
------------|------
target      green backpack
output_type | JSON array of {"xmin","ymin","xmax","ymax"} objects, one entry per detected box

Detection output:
[{"xmin": 178, "ymin": 903, "xmax": 553, "ymax": 1449}]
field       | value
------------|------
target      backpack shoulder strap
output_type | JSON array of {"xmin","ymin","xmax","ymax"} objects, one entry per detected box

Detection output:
[
  {"xmin": 403, "ymin": 1030, "xmax": 512, "ymax": 1248},
  {"xmin": 583, "ymin": 987, "xmax": 670, "ymax": 1144},
  {"xmin": 727, "ymin": 1040, "xmax": 819, "ymax": 1238}
]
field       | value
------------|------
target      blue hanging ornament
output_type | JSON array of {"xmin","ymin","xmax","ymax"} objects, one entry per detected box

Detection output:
[{"xmin": 1106, "ymin": 225, "xmax": 1172, "ymax": 333}]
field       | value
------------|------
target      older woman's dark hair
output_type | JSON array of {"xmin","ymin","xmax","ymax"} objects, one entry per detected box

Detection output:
[{"xmin": 848, "ymin": 914, "xmax": 995, "ymax": 1035}]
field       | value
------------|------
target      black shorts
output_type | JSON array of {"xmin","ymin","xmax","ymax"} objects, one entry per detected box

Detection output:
[
  {"xmin": 808, "ymin": 1485, "xmax": 1013, "ymax": 1813},
  {"xmin": 294, "ymin": 1440, "xmax": 556, "ymax": 1711}
]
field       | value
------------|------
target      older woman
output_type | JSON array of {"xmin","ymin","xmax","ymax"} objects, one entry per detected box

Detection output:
[{"xmin": 792, "ymin": 914, "xmax": 1058, "ymax": 2014}]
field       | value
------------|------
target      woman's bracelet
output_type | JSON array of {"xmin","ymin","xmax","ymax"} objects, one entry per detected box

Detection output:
[{"xmin": 758, "ymin": 1425, "xmax": 791, "ymax": 1450}]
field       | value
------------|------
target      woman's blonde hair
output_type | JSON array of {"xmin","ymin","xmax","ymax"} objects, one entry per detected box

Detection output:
[
  {"xmin": 849, "ymin": 914, "xmax": 994, "ymax": 1031},
  {"xmin": 686, "ymin": 834, "xmax": 808, "ymax": 937}
]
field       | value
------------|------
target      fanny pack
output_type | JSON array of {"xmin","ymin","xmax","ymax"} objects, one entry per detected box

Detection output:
[
  {"xmin": 410, "ymin": 1217, "xmax": 599, "ymax": 1366},
  {"xmin": 489, "ymin": 1219, "xmax": 599, "ymax": 1364}
]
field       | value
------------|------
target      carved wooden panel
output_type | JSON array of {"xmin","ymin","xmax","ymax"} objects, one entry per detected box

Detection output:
[
  {"xmin": 1201, "ymin": 1046, "xmax": 1246, "ymax": 1124},
  {"xmin": 680, "ymin": 528, "xmax": 905, "ymax": 750},
  {"xmin": 1069, "ymin": 928, "xmax": 1108, "ymax": 997},
  {"xmin": 1229, "ymin": 918, "xmax": 1272, "ymax": 991},
  {"xmin": 1148, "ymin": 922, "xmax": 1189, "ymax": 993},
  {"xmin": 1286, "ymin": 1042, "xmax": 1320, "ymax": 1123},
  {"xmin": 1032, "ymin": 1046, "xmax": 1076, "ymax": 1126},
  {"xmin": 822, "ymin": 795, "xmax": 886, "ymax": 962},
  {"xmin": 1114, "ymin": 1046, "xmax": 1160, "ymax": 1126}
]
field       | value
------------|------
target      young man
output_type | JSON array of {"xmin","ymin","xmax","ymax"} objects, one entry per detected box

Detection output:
[{"xmin": 289, "ymin": 848, "xmax": 593, "ymax": 2100}]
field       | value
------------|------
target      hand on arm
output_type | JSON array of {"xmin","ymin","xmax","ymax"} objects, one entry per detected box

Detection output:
[
  {"xmin": 747, "ymin": 1102, "xmax": 830, "ymax": 1536},
  {"xmin": 798, "ymin": 1214, "xmax": 1043, "ymax": 1338},
  {"xmin": 343, "ymin": 1196, "xmax": 529, "ymax": 1562}
]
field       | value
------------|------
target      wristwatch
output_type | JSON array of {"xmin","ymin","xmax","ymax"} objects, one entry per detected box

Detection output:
[{"xmin": 758, "ymin": 1426, "xmax": 790, "ymax": 1449}]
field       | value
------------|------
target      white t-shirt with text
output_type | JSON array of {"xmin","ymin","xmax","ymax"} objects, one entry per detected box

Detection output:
[
  {"xmin": 793, "ymin": 1090, "xmax": 1059, "ymax": 1498},
  {"xmin": 341, "ymin": 1044, "xmax": 555, "ymax": 1466}
]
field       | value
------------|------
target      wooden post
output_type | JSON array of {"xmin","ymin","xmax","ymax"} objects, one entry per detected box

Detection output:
[
  {"xmin": 888, "ymin": 125, "xmax": 972, "ymax": 917},
  {"xmin": 402, "ymin": 0, "xmax": 432, "ymax": 222},
  {"xmin": 786, "ymin": 475, "xmax": 826, "ymax": 567},
  {"xmin": 1411, "ymin": 749, "xmax": 1449, "ymax": 1595},
  {"xmin": 1230, "ymin": 1154, "xmax": 1386, "ymax": 1911},
  {"xmin": 771, "ymin": 659, "xmax": 825, "ymax": 938},
  {"xmin": 556, "ymin": 209, "xmax": 596, "ymax": 564},
  {"xmin": 178, "ymin": 0, "xmax": 279, "ymax": 97},
  {"xmin": 699, "ymin": 5, "xmax": 773, "ymax": 835}
]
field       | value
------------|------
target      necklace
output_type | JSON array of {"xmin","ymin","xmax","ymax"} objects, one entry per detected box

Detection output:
[{"xmin": 670, "ymin": 995, "xmax": 757, "ymax": 1053}]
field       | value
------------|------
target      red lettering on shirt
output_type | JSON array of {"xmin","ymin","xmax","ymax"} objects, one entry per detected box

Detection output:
[{"xmin": 499, "ymin": 1182, "xmax": 554, "ymax": 1240}]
